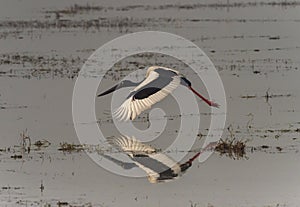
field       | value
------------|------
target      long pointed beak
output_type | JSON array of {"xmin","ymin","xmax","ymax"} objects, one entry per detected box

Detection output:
[
  {"xmin": 98, "ymin": 84, "xmax": 118, "ymax": 97},
  {"xmin": 189, "ymin": 86, "xmax": 219, "ymax": 108}
]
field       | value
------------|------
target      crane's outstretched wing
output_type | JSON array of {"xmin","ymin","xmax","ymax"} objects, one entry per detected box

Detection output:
[{"xmin": 113, "ymin": 67, "xmax": 181, "ymax": 121}]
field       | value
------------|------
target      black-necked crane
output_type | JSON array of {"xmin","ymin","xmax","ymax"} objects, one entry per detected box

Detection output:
[
  {"xmin": 98, "ymin": 66, "xmax": 219, "ymax": 121},
  {"xmin": 107, "ymin": 136, "xmax": 216, "ymax": 183}
]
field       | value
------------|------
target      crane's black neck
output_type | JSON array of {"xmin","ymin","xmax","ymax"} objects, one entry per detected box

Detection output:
[{"xmin": 180, "ymin": 77, "xmax": 192, "ymax": 87}]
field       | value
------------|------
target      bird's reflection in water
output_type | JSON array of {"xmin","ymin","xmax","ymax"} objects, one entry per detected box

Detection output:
[{"xmin": 106, "ymin": 136, "xmax": 216, "ymax": 183}]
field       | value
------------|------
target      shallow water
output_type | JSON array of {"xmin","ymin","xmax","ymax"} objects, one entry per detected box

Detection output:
[{"xmin": 1, "ymin": 0, "xmax": 300, "ymax": 206}]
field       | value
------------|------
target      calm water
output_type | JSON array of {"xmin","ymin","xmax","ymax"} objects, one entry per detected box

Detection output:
[{"xmin": 0, "ymin": 0, "xmax": 300, "ymax": 206}]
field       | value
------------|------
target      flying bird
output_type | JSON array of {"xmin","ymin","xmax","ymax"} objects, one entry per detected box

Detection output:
[
  {"xmin": 107, "ymin": 136, "xmax": 216, "ymax": 183},
  {"xmin": 98, "ymin": 66, "xmax": 219, "ymax": 121}
]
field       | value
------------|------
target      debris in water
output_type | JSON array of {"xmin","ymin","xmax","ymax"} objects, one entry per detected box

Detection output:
[
  {"xmin": 58, "ymin": 142, "xmax": 85, "ymax": 152},
  {"xmin": 57, "ymin": 201, "xmax": 69, "ymax": 206},
  {"xmin": 215, "ymin": 139, "xmax": 247, "ymax": 159},
  {"xmin": 10, "ymin": 154, "xmax": 22, "ymax": 159},
  {"xmin": 34, "ymin": 139, "xmax": 51, "ymax": 150},
  {"xmin": 40, "ymin": 180, "xmax": 44, "ymax": 193},
  {"xmin": 20, "ymin": 129, "xmax": 31, "ymax": 153}
]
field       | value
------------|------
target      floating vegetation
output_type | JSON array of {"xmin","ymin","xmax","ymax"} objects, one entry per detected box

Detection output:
[
  {"xmin": 0, "ymin": 17, "xmax": 174, "ymax": 32},
  {"xmin": 215, "ymin": 139, "xmax": 247, "ymax": 159},
  {"xmin": 0, "ymin": 104, "xmax": 28, "ymax": 110},
  {"xmin": 10, "ymin": 154, "xmax": 23, "ymax": 159},
  {"xmin": 45, "ymin": 1, "xmax": 300, "ymax": 15},
  {"xmin": 0, "ymin": 53, "xmax": 82, "ymax": 79},
  {"xmin": 1, "ymin": 186, "xmax": 24, "ymax": 190},
  {"xmin": 34, "ymin": 139, "xmax": 51, "ymax": 150},
  {"xmin": 58, "ymin": 142, "xmax": 85, "ymax": 152},
  {"xmin": 250, "ymin": 144, "xmax": 297, "ymax": 154},
  {"xmin": 241, "ymin": 92, "xmax": 292, "ymax": 99},
  {"xmin": 20, "ymin": 129, "xmax": 31, "ymax": 153},
  {"xmin": 240, "ymin": 95, "xmax": 257, "ymax": 99},
  {"xmin": 14, "ymin": 200, "xmax": 94, "ymax": 207},
  {"xmin": 57, "ymin": 201, "xmax": 69, "ymax": 206},
  {"xmin": 0, "ymin": 148, "xmax": 6, "ymax": 152},
  {"xmin": 0, "ymin": 49, "xmax": 298, "ymax": 80}
]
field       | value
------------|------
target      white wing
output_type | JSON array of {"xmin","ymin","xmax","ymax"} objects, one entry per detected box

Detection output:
[{"xmin": 113, "ymin": 68, "xmax": 181, "ymax": 121}]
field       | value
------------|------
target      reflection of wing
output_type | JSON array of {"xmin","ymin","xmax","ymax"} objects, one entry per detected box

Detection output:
[
  {"xmin": 113, "ymin": 67, "xmax": 181, "ymax": 121},
  {"xmin": 108, "ymin": 136, "xmax": 181, "ymax": 183},
  {"xmin": 108, "ymin": 135, "xmax": 156, "ymax": 155}
]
